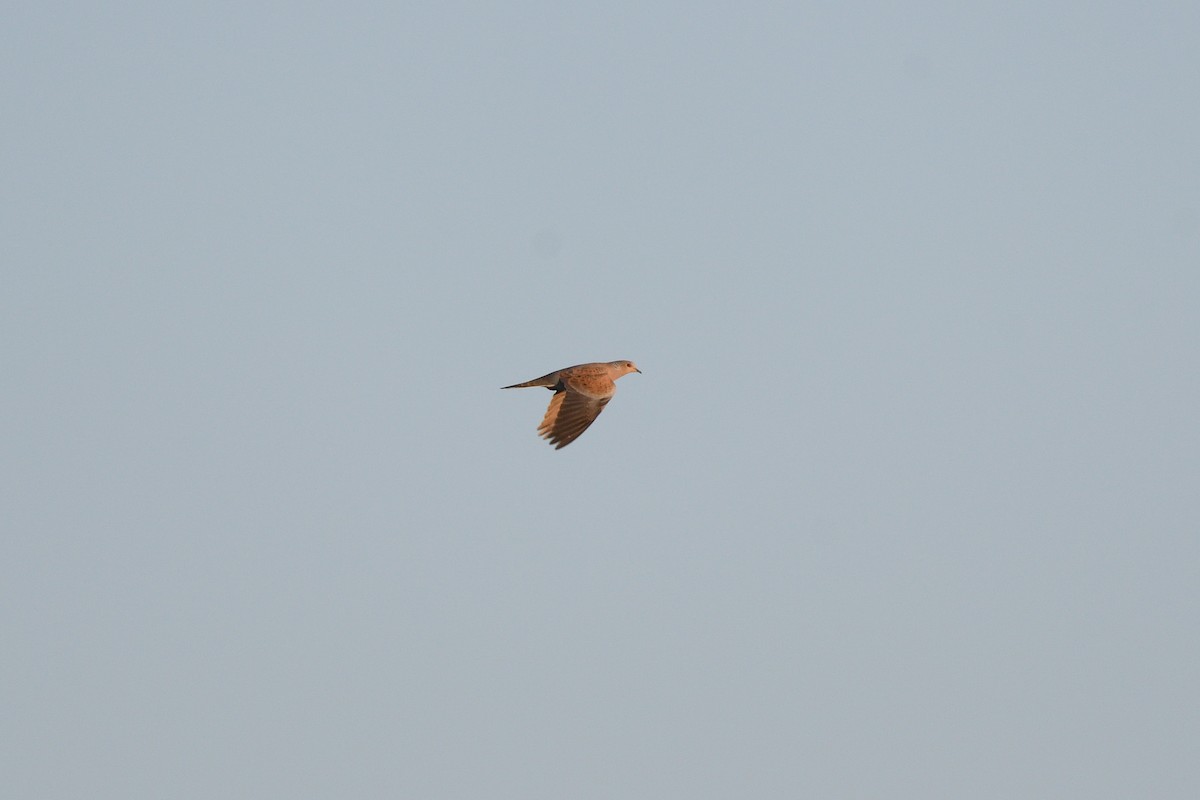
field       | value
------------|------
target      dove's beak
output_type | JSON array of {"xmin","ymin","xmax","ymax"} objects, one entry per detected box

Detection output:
[{"xmin": 635, "ymin": 367, "xmax": 642, "ymax": 373}]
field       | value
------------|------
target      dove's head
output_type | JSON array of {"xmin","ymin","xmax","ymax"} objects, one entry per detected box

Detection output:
[{"xmin": 613, "ymin": 360, "xmax": 641, "ymax": 376}]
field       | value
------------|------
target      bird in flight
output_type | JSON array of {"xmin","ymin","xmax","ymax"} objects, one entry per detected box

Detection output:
[{"xmin": 502, "ymin": 360, "xmax": 641, "ymax": 449}]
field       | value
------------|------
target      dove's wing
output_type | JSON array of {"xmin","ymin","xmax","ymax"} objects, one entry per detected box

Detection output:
[{"xmin": 537, "ymin": 386, "xmax": 613, "ymax": 449}]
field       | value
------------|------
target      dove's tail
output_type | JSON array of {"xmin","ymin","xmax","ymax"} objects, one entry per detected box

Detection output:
[{"xmin": 501, "ymin": 373, "xmax": 560, "ymax": 390}]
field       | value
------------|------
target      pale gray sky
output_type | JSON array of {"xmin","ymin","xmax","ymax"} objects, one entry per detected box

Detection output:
[{"xmin": 3, "ymin": 2, "xmax": 1198, "ymax": 798}]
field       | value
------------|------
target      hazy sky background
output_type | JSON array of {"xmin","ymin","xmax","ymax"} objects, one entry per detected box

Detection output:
[{"xmin": 3, "ymin": 2, "xmax": 1197, "ymax": 797}]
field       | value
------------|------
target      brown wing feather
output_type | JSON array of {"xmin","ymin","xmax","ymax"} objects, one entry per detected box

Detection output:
[
  {"xmin": 537, "ymin": 391, "xmax": 566, "ymax": 436},
  {"xmin": 537, "ymin": 389, "xmax": 611, "ymax": 449}
]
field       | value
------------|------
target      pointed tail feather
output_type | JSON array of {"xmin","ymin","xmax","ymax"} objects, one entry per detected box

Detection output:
[{"xmin": 501, "ymin": 372, "xmax": 560, "ymax": 389}]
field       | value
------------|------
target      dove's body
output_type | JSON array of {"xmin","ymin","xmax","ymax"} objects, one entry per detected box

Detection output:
[{"xmin": 502, "ymin": 360, "xmax": 641, "ymax": 449}]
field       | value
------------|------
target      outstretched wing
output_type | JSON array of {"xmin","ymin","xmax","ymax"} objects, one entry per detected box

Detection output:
[{"xmin": 537, "ymin": 388, "xmax": 612, "ymax": 449}]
